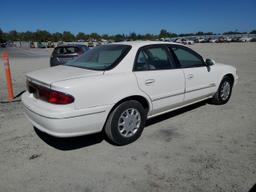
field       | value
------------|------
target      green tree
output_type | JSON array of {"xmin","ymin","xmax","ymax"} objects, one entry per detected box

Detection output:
[
  {"xmin": 113, "ymin": 34, "xmax": 124, "ymax": 42},
  {"xmin": 34, "ymin": 30, "xmax": 51, "ymax": 41},
  {"xmin": 52, "ymin": 32, "xmax": 63, "ymax": 42},
  {"xmin": 76, "ymin": 32, "xmax": 89, "ymax": 41},
  {"xmin": 143, "ymin": 33, "xmax": 156, "ymax": 40},
  {"xmin": 159, "ymin": 29, "xmax": 169, "ymax": 38},
  {"xmin": 62, "ymin": 31, "xmax": 75, "ymax": 42},
  {"xmin": 101, "ymin": 34, "xmax": 109, "ymax": 40},
  {"xmin": 7, "ymin": 30, "xmax": 19, "ymax": 41},
  {"xmin": 23, "ymin": 31, "xmax": 34, "ymax": 41},
  {"xmin": 90, "ymin": 32, "xmax": 101, "ymax": 40},
  {"xmin": 195, "ymin": 31, "xmax": 204, "ymax": 36},
  {"xmin": 129, "ymin": 32, "xmax": 137, "ymax": 40},
  {"xmin": 0, "ymin": 28, "xmax": 4, "ymax": 41},
  {"xmin": 159, "ymin": 29, "xmax": 177, "ymax": 39}
]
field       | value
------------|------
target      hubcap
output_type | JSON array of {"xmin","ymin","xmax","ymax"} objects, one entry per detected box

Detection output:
[
  {"xmin": 118, "ymin": 108, "xmax": 141, "ymax": 138},
  {"xmin": 220, "ymin": 81, "xmax": 231, "ymax": 100}
]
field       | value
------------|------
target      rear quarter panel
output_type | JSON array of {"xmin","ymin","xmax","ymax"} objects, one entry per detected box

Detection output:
[{"xmin": 52, "ymin": 72, "xmax": 152, "ymax": 111}]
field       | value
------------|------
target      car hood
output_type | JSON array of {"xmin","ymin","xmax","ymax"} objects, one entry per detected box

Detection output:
[{"xmin": 26, "ymin": 65, "xmax": 103, "ymax": 86}]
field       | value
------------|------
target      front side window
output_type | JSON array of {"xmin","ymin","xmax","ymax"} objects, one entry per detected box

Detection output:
[
  {"xmin": 65, "ymin": 45, "xmax": 131, "ymax": 70},
  {"xmin": 171, "ymin": 46, "xmax": 204, "ymax": 68},
  {"xmin": 134, "ymin": 46, "xmax": 174, "ymax": 71}
]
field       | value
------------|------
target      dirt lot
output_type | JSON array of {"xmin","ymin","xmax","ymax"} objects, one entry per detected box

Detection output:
[{"xmin": 0, "ymin": 43, "xmax": 255, "ymax": 192}]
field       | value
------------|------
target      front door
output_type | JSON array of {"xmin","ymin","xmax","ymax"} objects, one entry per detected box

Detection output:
[{"xmin": 170, "ymin": 45, "xmax": 217, "ymax": 102}]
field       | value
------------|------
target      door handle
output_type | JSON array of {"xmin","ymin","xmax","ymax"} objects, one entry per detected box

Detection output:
[
  {"xmin": 186, "ymin": 74, "xmax": 194, "ymax": 79},
  {"xmin": 145, "ymin": 79, "xmax": 155, "ymax": 85}
]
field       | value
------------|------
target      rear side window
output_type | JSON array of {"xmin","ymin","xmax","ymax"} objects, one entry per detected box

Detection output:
[
  {"xmin": 65, "ymin": 45, "xmax": 131, "ymax": 70},
  {"xmin": 171, "ymin": 46, "xmax": 204, "ymax": 68},
  {"xmin": 54, "ymin": 47, "xmax": 80, "ymax": 54},
  {"xmin": 134, "ymin": 46, "xmax": 175, "ymax": 71},
  {"xmin": 98, "ymin": 49, "xmax": 123, "ymax": 64}
]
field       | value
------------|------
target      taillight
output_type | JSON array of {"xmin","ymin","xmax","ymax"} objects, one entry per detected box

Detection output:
[
  {"xmin": 27, "ymin": 81, "xmax": 74, "ymax": 105},
  {"xmin": 47, "ymin": 90, "xmax": 74, "ymax": 104}
]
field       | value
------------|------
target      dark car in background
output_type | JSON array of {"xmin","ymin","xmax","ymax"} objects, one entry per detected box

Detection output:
[
  {"xmin": 0, "ymin": 40, "xmax": 7, "ymax": 48},
  {"xmin": 38, "ymin": 42, "xmax": 47, "ymax": 48},
  {"xmin": 50, "ymin": 44, "xmax": 89, "ymax": 67}
]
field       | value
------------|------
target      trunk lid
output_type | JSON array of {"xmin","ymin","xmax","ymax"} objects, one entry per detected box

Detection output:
[{"xmin": 26, "ymin": 65, "xmax": 103, "ymax": 86}]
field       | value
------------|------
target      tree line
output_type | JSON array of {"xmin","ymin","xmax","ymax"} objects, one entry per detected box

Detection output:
[{"xmin": 1, "ymin": 28, "xmax": 255, "ymax": 42}]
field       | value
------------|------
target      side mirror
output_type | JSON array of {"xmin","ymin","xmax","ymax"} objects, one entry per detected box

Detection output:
[{"xmin": 205, "ymin": 58, "xmax": 215, "ymax": 66}]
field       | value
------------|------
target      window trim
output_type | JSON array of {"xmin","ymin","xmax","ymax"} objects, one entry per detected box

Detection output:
[
  {"xmin": 133, "ymin": 44, "xmax": 178, "ymax": 72},
  {"xmin": 169, "ymin": 44, "xmax": 206, "ymax": 68}
]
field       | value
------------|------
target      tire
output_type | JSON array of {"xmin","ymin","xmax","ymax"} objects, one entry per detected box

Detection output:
[
  {"xmin": 210, "ymin": 76, "xmax": 233, "ymax": 105},
  {"xmin": 104, "ymin": 100, "xmax": 146, "ymax": 145}
]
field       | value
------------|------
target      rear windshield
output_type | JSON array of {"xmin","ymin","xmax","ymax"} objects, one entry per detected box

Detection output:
[
  {"xmin": 55, "ymin": 47, "xmax": 80, "ymax": 54},
  {"xmin": 65, "ymin": 45, "xmax": 131, "ymax": 70}
]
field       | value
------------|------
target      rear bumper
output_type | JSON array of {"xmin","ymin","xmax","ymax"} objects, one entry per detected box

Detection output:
[{"xmin": 22, "ymin": 92, "xmax": 111, "ymax": 137}]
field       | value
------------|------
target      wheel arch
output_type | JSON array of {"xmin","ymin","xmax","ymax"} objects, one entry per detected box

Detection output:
[
  {"xmin": 103, "ymin": 95, "xmax": 151, "ymax": 130},
  {"xmin": 112, "ymin": 95, "xmax": 151, "ymax": 114},
  {"xmin": 223, "ymin": 73, "xmax": 235, "ymax": 86}
]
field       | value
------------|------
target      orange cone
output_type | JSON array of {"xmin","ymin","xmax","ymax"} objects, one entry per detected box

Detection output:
[{"xmin": 2, "ymin": 52, "xmax": 14, "ymax": 102}]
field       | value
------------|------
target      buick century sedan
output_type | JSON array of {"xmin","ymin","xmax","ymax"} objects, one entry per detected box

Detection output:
[{"xmin": 22, "ymin": 41, "xmax": 238, "ymax": 145}]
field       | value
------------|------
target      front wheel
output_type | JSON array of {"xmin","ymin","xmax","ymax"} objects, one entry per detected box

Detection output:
[
  {"xmin": 104, "ymin": 100, "xmax": 146, "ymax": 145},
  {"xmin": 210, "ymin": 77, "xmax": 233, "ymax": 105}
]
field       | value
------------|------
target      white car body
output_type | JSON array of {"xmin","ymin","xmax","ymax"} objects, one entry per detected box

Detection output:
[
  {"xmin": 209, "ymin": 39, "xmax": 217, "ymax": 43},
  {"xmin": 182, "ymin": 40, "xmax": 194, "ymax": 45},
  {"xmin": 239, "ymin": 37, "xmax": 252, "ymax": 42},
  {"xmin": 197, "ymin": 38, "xmax": 205, "ymax": 43},
  {"xmin": 22, "ymin": 41, "xmax": 238, "ymax": 138}
]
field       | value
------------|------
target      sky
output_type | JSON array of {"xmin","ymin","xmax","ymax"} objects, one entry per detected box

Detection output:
[{"xmin": 0, "ymin": 0, "xmax": 255, "ymax": 35}]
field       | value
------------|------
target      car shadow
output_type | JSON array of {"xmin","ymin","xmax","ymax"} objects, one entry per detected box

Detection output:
[
  {"xmin": 34, "ymin": 128, "xmax": 104, "ymax": 151},
  {"xmin": 146, "ymin": 101, "xmax": 207, "ymax": 127},
  {"xmin": 34, "ymin": 100, "xmax": 208, "ymax": 150}
]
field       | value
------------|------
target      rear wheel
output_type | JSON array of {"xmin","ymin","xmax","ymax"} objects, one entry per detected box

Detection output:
[
  {"xmin": 211, "ymin": 76, "xmax": 233, "ymax": 105},
  {"xmin": 104, "ymin": 100, "xmax": 146, "ymax": 145}
]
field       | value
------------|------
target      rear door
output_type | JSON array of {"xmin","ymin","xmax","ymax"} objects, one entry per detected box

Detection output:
[
  {"xmin": 169, "ymin": 45, "xmax": 217, "ymax": 102},
  {"xmin": 134, "ymin": 45, "xmax": 185, "ymax": 116}
]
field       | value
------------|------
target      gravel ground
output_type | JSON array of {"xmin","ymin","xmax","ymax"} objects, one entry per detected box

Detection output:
[{"xmin": 0, "ymin": 44, "xmax": 255, "ymax": 192}]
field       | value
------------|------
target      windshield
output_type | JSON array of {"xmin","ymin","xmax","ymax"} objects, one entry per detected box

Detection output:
[{"xmin": 65, "ymin": 44, "xmax": 131, "ymax": 70}]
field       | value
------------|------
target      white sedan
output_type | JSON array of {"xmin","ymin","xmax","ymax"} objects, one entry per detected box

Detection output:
[{"xmin": 22, "ymin": 41, "xmax": 238, "ymax": 145}]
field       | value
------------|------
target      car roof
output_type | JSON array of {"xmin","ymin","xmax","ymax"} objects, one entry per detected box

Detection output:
[{"xmin": 111, "ymin": 41, "xmax": 181, "ymax": 48}]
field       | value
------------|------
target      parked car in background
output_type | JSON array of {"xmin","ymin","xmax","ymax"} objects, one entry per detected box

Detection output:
[
  {"xmin": 47, "ymin": 41, "xmax": 55, "ymax": 48},
  {"xmin": 50, "ymin": 44, "xmax": 89, "ymax": 67},
  {"xmin": 209, "ymin": 38, "xmax": 217, "ymax": 43},
  {"xmin": 30, "ymin": 42, "xmax": 35, "ymax": 48},
  {"xmin": 216, "ymin": 37, "xmax": 225, "ymax": 43},
  {"xmin": 57, "ymin": 41, "xmax": 64, "ymax": 46},
  {"xmin": 224, "ymin": 37, "xmax": 232, "ymax": 42},
  {"xmin": 22, "ymin": 41, "xmax": 238, "ymax": 145},
  {"xmin": 88, "ymin": 41, "xmax": 94, "ymax": 48},
  {"xmin": 0, "ymin": 40, "xmax": 7, "ymax": 48},
  {"xmin": 231, "ymin": 37, "xmax": 241, "ymax": 42},
  {"xmin": 38, "ymin": 42, "xmax": 47, "ymax": 48},
  {"xmin": 239, "ymin": 37, "xmax": 252, "ymax": 42},
  {"xmin": 194, "ymin": 38, "xmax": 205, "ymax": 43},
  {"xmin": 180, "ymin": 39, "xmax": 194, "ymax": 45}
]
